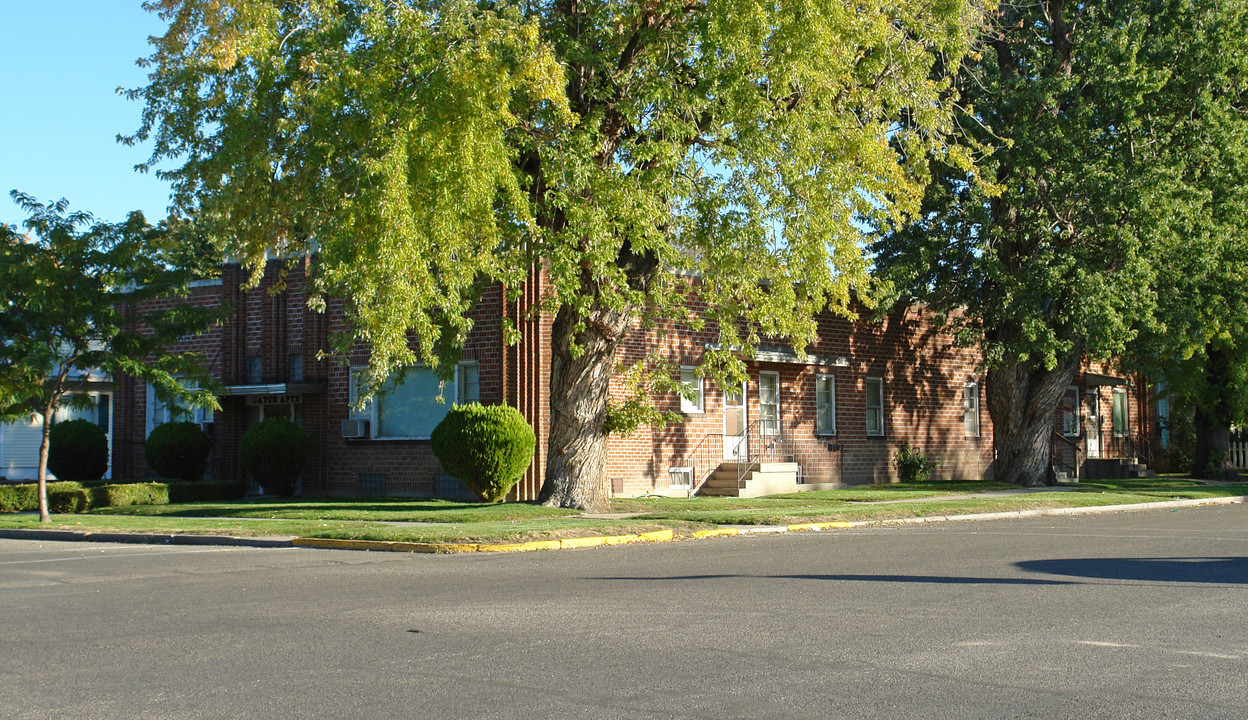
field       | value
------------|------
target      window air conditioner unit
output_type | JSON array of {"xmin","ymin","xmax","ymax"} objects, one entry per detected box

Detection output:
[{"xmin": 341, "ymin": 419, "xmax": 370, "ymax": 439}]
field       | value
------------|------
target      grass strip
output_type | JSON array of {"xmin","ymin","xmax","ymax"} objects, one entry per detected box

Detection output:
[{"xmin": 2, "ymin": 478, "xmax": 1243, "ymax": 546}]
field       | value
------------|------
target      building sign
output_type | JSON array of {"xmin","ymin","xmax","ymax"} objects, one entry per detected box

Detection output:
[{"xmin": 246, "ymin": 394, "xmax": 303, "ymax": 406}]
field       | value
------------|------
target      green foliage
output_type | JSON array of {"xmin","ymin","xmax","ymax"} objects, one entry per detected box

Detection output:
[
  {"xmin": 239, "ymin": 419, "xmax": 311, "ymax": 497},
  {"xmin": 604, "ymin": 359, "xmax": 686, "ymax": 437},
  {"xmin": 0, "ymin": 480, "xmax": 243, "ymax": 514},
  {"xmin": 48, "ymin": 487, "xmax": 90, "ymax": 514},
  {"xmin": 90, "ymin": 483, "xmax": 171, "ymax": 509},
  {"xmin": 893, "ymin": 443, "xmax": 942, "ymax": 484},
  {"xmin": 0, "ymin": 482, "xmax": 63, "ymax": 512},
  {"xmin": 129, "ymin": 0, "xmax": 985, "ymax": 507},
  {"xmin": 872, "ymin": 0, "xmax": 1248, "ymax": 483},
  {"xmin": 430, "ymin": 404, "xmax": 536, "ymax": 503},
  {"xmin": 0, "ymin": 192, "xmax": 222, "ymax": 517},
  {"xmin": 144, "ymin": 421, "xmax": 212, "ymax": 482},
  {"xmin": 47, "ymin": 420, "xmax": 109, "ymax": 482}
]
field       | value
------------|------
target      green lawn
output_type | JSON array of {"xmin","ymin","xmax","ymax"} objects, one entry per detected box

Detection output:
[{"xmin": 2, "ymin": 477, "xmax": 1244, "ymax": 545}]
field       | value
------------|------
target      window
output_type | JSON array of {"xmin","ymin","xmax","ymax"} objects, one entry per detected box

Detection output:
[
  {"xmin": 1112, "ymin": 387, "xmax": 1128, "ymax": 437},
  {"xmin": 963, "ymin": 382, "xmax": 980, "ymax": 437},
  {"xmin": 147, "ymin": 383, "xmax": 209, "ymax": 437},
  {"xmin": 246, "ymin": 356, "xmax": 263, "ymax": 384},
  {"xmin": 1061, "ymin": 386, "xmax": 1080, "ymax": 436},
  {"xmin": 457, "ymin": 361, "xmax": 480, "ymax": 405},
  {"xmin": 759, "ymin": 371, "xmax": 780, "ymax": 436},
  {"xmin": 349, "ymin": 366, "xmax": 454, "ymax": 439},
  {"xmin": 289, "ymin": 353, "xmax": 304, "ymax": 382},
  {"xmin": 816, "ymin": 375, "xmax": 836, "ymax": 435},
  {"xmin": 55, "ymin": 393, "xmax": 110, "ymax": 433},
  {"xmin": 865, "ymin": 377, "xmax": 884, "ymax": 436},
  {"xmin": 679, "ymin": 366, "xmax": 704, "ymax": 413}
]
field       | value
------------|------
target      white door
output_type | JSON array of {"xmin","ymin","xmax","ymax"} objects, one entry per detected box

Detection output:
[
  {"xmin": 723, "ymin": 382, "xmax": 747, "ymax": 460},
  {"xmin": 1085, "ymin": 389, "xmax": 1101, "ymax": 459}
]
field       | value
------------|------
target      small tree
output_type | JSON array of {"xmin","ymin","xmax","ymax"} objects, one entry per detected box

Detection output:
[
  {"xmin": 47, "ymin": 419, "xmax": 109, "ymax": 483},
  {"xmin": 239, "ymin": 418, "xmax": 311, "ymax": 497},
  {"xmin": 145, "ymin": 421, "xmax": 212, "ymax": 482},
  {"xmin": 0, "ymin": 193, "xmax": 220, "ymax": 521},
  {"xmin": 430, "ymin": 404, "xmax": 536, "ymax": 503}
]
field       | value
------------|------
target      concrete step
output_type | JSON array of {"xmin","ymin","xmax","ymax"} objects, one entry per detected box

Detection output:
[
  {"xmin": 716, "ymin": 461, "xmax": 800, "ymax": 474},
  {"xmin": 707, "ymin": 469, "xmax": 801, "ymax": 487}
]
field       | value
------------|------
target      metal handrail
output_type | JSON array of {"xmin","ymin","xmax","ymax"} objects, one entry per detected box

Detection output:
[
  {"xmin": 734, "ymin": 418, "xmax": 789, "ymax": 487},
  {"xmin": 672, "ymin": 431, "xmax": 724, "ymax": 498},
  {"xmin": 1051, "ymin": 431, "xmax": 1082, "ymax": 481}
]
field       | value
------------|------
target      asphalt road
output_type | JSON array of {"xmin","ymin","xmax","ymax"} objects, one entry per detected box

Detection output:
[{"xmin": 1, "ymin": 505, "xmax": 1246, "ymax": 719}]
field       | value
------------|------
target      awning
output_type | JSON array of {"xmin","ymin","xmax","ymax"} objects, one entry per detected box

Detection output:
[
  {"xmin": 221, "ymin": 381, "xmax": 327, "ymax": 397},
  {"xmin": 1084, "ymin": 373, "xmax": 1128, "ymax": 387}
]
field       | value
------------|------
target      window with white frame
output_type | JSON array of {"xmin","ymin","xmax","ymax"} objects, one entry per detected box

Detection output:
[
  {"xmin": 349, "ymin": 366, "xmax": 454, "ymax": 439},
  {"xmin": 457, "ymin": 361, "xmax": 480, "ymax": 405},
  {"xmin": 1112, "ymin": 387, "xmax": 1128, "ymax": 437},
  {"xmin": 759, "ymin": 371, "xmax": 780, "ymax": 436},
  {"xmin": 1060, "ymin": 386, "xmax": 1080, "ymax": 436},
  {"xmin": 56, "ymin": 393, "xmax": 111, "ymax": 434},
  {"xmin": 816, "ymin": 374, "xmax": 836, "ymax": 435},
  {"xmin": 865, "ymin": 377, "xmax": 884, "ymax": 436},
  {"xmin": 146, "ymin": 382, "xmax": 209, "ymax": 437},
  {"xmin": 679, "ymin": 366, "xmax": 704, "ymax": 414},
  {"xmin": 963, "ymin": 381, "xmax": 980, "ymax": 437}
]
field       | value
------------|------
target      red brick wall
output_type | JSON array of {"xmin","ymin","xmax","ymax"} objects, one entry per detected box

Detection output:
[
  {"xmin": 603, "ymin": 301, "xmax": 994, "ymax": 495},
  {"xmin": 115, "ymin": 261, "xmax": 1161, "ymax": 498}
]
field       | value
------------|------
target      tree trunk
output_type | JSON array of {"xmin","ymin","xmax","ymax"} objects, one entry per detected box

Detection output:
[
  {"xmin": 1191, "ymin": 343, "xmax": 1237, "ymax": 480},
  {"xmin": 37, "ymin": 410, "xmax": 52, "ymax": 523},
  {"xmin": 539, "ymin": 302, "xmax": 637, "ymax": 511},
  {"xmin": 986, "ymin": 351, "xmax": 1082, "ymax": 486}
]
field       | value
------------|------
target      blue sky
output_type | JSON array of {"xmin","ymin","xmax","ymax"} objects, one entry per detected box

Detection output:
[{"xmin": 1, "ymin": 2, "xmax": 172, "ymax": 224}]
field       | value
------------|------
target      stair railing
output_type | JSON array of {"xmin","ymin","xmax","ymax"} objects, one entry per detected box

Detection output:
[
  {"xmin": 1051, "ymin": 431, "xmax": 1082, "ymax": 481},
  {"xmin": 735, "ymin": 418, "xmax": 790, "ymax": 487},
  {"xmin": 671, "ymin": 432, "xmax": 724, "ymax": 498}
]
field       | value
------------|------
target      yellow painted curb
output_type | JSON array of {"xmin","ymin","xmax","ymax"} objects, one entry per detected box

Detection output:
[
  {"xmin": 478, "ymin": 539, "xmax": 564, "ymax": 553},
  {"xmin": 693, "ymin": 528, "xmax": 740, "ymax": 538},
  {"xmin": 291, "ymin": 538, "xmax": 480, "ymax": 553},
  {"xmin": 787, "ymin": 521, "xmax": 852, "ymax": 532}
]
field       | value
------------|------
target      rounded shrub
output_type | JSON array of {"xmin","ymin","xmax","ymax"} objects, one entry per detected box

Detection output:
[
  {"xmin": 144, "ymin": 421, "xmax": 212, "ymax": 482},
  {"xmin": 430, "ymin": 404, "xmax": 536, "ymax": 503},
  {"xmin": 47, "ymin": 419, "xmax": 109, "ymax": 482},
  {"xmin": 239, "ymin": 418, "xmax": 311, "ymax": 497}
]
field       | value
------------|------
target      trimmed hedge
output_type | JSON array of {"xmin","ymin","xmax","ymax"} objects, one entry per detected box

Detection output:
[
  {"xmin": 430, "ymin": 404, "xmax": 535, "ymax": 503},
  {"xmin": 144, "ymin": 422, "xmax": 212, "ymax": 482},
  {"xmin": 47, "ymin": 420, "xmax": 109, "ymax": 482},
  {"xmin": 0, "ymin": 480, "xmax": 244, "ymax": 514},
  {"xmin": 239, "ymin": 418, "xmax": 311, "ymax": 497}
]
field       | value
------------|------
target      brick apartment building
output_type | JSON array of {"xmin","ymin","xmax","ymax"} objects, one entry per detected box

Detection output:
[{"xmin": 1, "ymin": 258, "xmax": 1161, "ymax": 496}]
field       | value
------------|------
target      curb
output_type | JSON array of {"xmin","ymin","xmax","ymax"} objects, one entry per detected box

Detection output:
[
  {"xmin": 291, "ymin": 529, "xmax": 674, "ymax": 554},
  {"xmin": 0, "ymin": 528, "xmax": 293, "ymax": 548},
  {"xmin": 2, "ymin": 496, "xmax": 1243, "ymax": 553}
]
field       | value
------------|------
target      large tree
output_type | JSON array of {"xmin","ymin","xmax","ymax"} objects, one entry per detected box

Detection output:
[
  {"xmin": 873, "ymin": 0, "xmax": 1248, "ymax": 485},
  {"xmin": 129, "ymin": 0, "xmax": 984, "ymax": 510},
  {"xmin": 0, "ymin": 193, "xmax": 219, "ymax": 521}
]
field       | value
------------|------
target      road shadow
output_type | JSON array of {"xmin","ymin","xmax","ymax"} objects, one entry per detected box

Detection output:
[
  {"xmin": 590, "ymin": 573, "xmax": 1077, "ymax": 585},
  {"xmin": 1016, "ymin": 557, "xmax": 1248, "ymax": 584}
]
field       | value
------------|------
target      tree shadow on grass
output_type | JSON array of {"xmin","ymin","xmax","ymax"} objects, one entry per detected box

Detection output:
[{"xmin": 1016, "ymin": 557, "xmax": 1248, "ymax": 584}]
